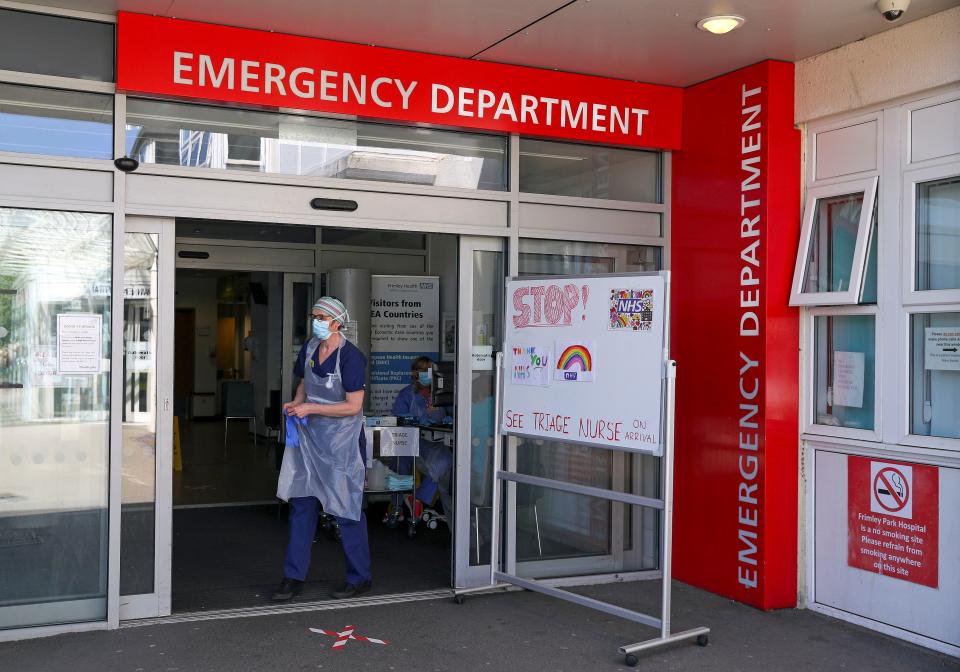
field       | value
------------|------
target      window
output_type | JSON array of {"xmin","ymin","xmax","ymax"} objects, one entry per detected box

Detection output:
[
  {"xmin": 801, "ymin": 95, "xmax": 960, "ymax": 453},
  {"xmin": 913, "ymin": 173, "xmax": 960, "ymax": 293},
  {"xmin": 518, "ymin": 240, "xmax": 661, "ymax": 277},
  {"xmin": 813, "ymin": 314, "xmax": 876, "ymax": 431},
  {"xmin": 909, "ymin": 312, "xmax": 960, "ymax": 440},
  {"xmin": 0, "ymin": 82, "xmax": 113, "ymax": 160},
  {"xmin": 791, "ymin": 177, "xmax": 878, "ymax": 305},
  {"xmin": 125, "ymin": 99, "xmax": 508, "ymax": 191},
  {"xmin": 0, "ymin": 9, "xmax": 114, "ymax": 82},
  {"xmin": 519, "ymin": 138, "xmax": 660, "ymax": 202}
]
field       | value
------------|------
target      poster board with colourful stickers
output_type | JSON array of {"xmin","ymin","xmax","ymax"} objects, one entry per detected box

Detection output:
[{"xmin": 502, "ymin": 273, "xmax": 668, "ymax": 455}]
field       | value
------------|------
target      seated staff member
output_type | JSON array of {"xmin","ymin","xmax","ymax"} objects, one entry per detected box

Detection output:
[
  {"xmin": 273, "ymin": 297, "xmax": 371, "ymax": 602},
  {"xmin": 391, "ymin": 357, "xmax": 453, "ymax": 516}
]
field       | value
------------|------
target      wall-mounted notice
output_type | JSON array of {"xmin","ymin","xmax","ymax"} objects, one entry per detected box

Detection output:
[
  {"xmin": 369, "ymin": 276, "xmax": 439, "ymax": 414},
  {"xmin": 502, "ymin": 274, "xmax": 667, "ymax": 455},
  {"xmin": 925, "ymin": 327, "xmax": 960, "ymax": 371},
  {"xmin": 833, "ymin": 351, "xmax": 865, "ymax": 408},
  {"xmin": 847, "ymin": 456, "xmax": 939, "ymax": 588},
  {"xmin": 57, "ymin": 314, "xmax": 102, "ymax": 374}
]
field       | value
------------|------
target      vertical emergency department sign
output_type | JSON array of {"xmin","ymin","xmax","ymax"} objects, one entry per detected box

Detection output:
[
  {"xmin": 501, "ymin": 273, "xmax": 667, "ymax": 454},
  {"xmin": 847, "ymin": 456, "xmax": 940, "ymax": 588},
  {"xmin": 368, "ymin": 276, "xmax": 440, "ymax": 414}
]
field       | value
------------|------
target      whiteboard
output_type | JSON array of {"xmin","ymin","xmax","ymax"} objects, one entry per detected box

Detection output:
[{"xmin": 501, "ymin": 273, "xmax": 668, "ymax": 455}]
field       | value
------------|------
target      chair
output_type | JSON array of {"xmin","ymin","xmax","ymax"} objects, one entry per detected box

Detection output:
[{"xmin": 222, "ymin": 380, "xmax": 256, "ymax": 457}]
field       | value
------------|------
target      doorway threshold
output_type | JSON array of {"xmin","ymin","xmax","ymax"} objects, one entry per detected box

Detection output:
[{"xmin": 121, "ymin": 589, "xmax": 451, "ymax": 628}]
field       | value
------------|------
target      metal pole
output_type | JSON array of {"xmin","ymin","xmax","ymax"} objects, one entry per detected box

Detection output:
[
  {"xmin": 660, "ymin": 359, "xmax": 677, "ymax": 638},
  {"xmin": 619, "ymin": 359, "xmax": 710, "ymax": 664},
  {"xmin": 489, "ymin": 351, "xmax": 504, "ymax": 586}
]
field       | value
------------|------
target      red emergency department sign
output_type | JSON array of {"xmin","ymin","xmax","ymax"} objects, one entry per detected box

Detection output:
[
  {"xmin": 847, "ymin": 456, "xmax": 939, "ymax": 588},
  {"xmin": 116, "ymin": 12, "xmax": 683, "ymax": 150}
]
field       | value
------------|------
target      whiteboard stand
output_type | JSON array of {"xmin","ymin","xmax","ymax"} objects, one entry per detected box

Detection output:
[{"xmin": 454, "ymin": 356, "xmax": 710, "ymax": 667}]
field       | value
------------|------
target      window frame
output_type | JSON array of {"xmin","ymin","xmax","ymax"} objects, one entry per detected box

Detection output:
[
  {"xmin": 897, "ymin": 304, "xmax": 960, "ymax": 450},
  {"xmin": 790, "ymin": 176, "xmax": 879, "ymax": 306},
  {"xmin": 801, "ymin": 304, "xmax": 882, "ymax": 442},
  {"xmin": 900, "ymin": 159, "xmax": 960, "ymax": 306}
]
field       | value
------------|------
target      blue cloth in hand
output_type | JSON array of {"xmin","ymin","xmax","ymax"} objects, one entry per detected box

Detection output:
[{"xmin": 284, "ymin": 411, "xmax": 307, "ymax": 448}]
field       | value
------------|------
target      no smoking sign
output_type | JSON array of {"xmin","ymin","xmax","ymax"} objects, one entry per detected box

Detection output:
[{"xmin": 870, "ymin": 462, "xmax": 912, "ymax": 518}]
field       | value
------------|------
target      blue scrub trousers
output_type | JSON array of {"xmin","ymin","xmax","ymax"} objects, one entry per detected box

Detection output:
[{"xmin": 283, "ymin": 496, "xmax": 371, "ymax": 585}]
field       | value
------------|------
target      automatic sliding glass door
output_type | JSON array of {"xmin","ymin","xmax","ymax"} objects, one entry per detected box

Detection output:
[
  {"xmin": 119, "ymin": 217, "xmax": 174, "ymax": 620},
  {"xmin": 454, "ymin": 237, "xmax": 504, "ymax": 588}
]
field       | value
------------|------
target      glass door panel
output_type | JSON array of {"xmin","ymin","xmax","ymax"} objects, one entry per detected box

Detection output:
[
  {"xmin": 119, "ymin": 233, "xmax": 159, "ymax": 598},
  {"xmin": 119, "ymin": 217, "xmax": 174, "ymax": 621},
  {"xmin": 454, "ymin": 238, "xmax": 504, "ymax": 587},
  {"xmin": 0, "ymin": 208, "xmax": 113, "ymax": 629}
]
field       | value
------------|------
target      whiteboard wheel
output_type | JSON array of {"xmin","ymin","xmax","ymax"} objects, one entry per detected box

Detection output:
[
  {"xmin": 453, "ymin": 594, "xmax": 465, "ymax": 605},
  {"xmin": 624, "ymin": 653, "xmax": 639, "ymax": 667},
  {"xmin": 696, "ymin": 634, "xmax": 709, "ymax": 647}
]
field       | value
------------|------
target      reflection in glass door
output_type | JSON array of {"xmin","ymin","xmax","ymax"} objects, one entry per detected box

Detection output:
[{"xmin": 119, "ymin": 218, "xmax": 174, "ymax": 620}]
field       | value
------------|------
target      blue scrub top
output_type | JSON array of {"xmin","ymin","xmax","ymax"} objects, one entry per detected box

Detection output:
[
  {"xmin": 294, "ymin": 337, "xmax": 367, "ymax": 455},
  {"xmin": 392, "ymin": 384, "xmax": 445, "ymax": 423}
]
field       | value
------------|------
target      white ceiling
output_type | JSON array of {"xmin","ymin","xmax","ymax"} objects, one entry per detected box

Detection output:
[{"xmin": 17, "ymin": 0, "xmax": 960, "ymax": 86}]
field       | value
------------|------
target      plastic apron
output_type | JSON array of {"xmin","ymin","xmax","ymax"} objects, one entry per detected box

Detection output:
[{"xmin": 276, "ymin": 337, "xmax": 365, "ymax": 521}]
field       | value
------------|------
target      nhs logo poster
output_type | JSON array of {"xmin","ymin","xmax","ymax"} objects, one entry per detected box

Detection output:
[{"xmin": 609, "ymin": 289, "xmax": 655, "ymax": 331}]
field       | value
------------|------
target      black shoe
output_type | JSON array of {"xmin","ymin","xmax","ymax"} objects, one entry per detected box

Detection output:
[
  {"xmin": 329, "ymin": 580, "xmax": 372, "ymax": 599},
  {"xmin": 271, "ymin": 578, "xmax": 303, "ymax": 601}
]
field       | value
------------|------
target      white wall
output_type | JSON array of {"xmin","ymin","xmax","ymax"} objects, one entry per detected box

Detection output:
[{"xmin": 795, "ymin": 6, "xmax": 960, "ymax": 124}]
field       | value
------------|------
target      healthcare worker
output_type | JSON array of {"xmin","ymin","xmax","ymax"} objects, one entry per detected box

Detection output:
[
  {"xmin": 272, "ymin": 296, "xmax": 371, "ymax": 601},
  {"xmin": 391, "ymin": 357, "xmax": 453, "ymax": 518}
]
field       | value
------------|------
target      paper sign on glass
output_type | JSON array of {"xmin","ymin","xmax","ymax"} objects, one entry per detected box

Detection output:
[
  {"xmin": 57, "ymin": 314, "xmax": 103, "ymax": 374},
  {"xmin": 511, "ymin": 345, "xmax": 551, "ymax": 387},
  {"xmin": 554, "ymin": 340, "xmax": 595, "ymax": 382},
  {"xmin": 833, "ymin": 351, "xmax": 865, "ymax": 408},
  {"xmin": 924, "ymin": 327, "xmax": 960, "ymax": 371}
]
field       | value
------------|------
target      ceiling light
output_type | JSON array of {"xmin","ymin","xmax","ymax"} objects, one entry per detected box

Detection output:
[{"xmin": 697, "ymin": 15, "xmax": 746, "ymax": 35}]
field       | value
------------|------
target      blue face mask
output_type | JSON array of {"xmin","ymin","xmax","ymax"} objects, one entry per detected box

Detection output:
[
  {"xmin": 312, "ymin": 319, "xmax": 332, "ymax": 340},
  {"xmin": 417, "ymin": 370, "xmax": 432, "ymax": 386}
]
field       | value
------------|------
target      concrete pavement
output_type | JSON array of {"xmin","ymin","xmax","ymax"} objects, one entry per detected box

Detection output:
[{"xmin": 0, "ymin": 580, "xmax": 956, "ymax": 672}]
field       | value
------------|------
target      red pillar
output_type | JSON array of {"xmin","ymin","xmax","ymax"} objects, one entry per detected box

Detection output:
[{"xmin": 671, "ymin": 60, "xmax": 801, "ymax": 610}]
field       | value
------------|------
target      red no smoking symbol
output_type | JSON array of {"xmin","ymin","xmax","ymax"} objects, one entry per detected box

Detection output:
[{"xmin": 873, "ymin": 467, "xmax": 909, "ymax": 513}]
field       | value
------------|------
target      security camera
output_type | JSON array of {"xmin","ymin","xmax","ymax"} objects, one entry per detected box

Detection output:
[
  {"xmin": 877, "ymin": 0, "xmax": 910, "ymax": 22},
  {"xmin": 113, "ymin": 156, "xmax": 140, "ymax": 172}
]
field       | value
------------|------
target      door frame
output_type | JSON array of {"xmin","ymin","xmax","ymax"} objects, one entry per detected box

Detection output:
[
  {"xmin": 453, "ymin": 235, "xmax": 506, "ymax": 588},
  {"xmin": 119, "ymin": 216, "xmax": 175, "ymax": 620},
  {"xmin": 119, "ymin": 220, "xmax": 508, "ymax": 613}
]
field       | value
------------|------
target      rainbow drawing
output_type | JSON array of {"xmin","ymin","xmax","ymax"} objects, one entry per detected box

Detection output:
[{"xmin": 554, "ymin": 341, "xmax": 595, "ymax": 382}]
